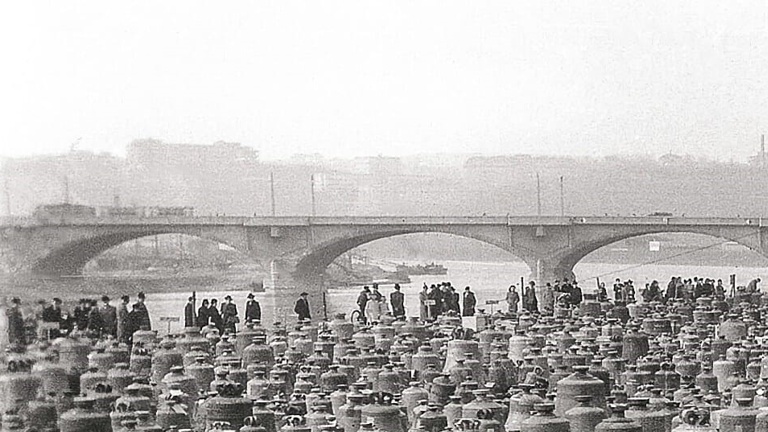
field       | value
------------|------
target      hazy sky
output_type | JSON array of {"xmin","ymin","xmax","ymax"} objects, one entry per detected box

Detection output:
[{"xmin": 1, "ymin": 1, "xmax": 766, "ymax": 161}]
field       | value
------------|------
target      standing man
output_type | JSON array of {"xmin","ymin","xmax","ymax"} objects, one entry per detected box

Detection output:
[
  {"xmin": 294, "ymin": 292, "xmax": 311, "ymax": 321},
  {"xmin": 221, "ymin": 295, "xmax": 239, "ymax": 334},
  {"xmin": 462, "ymin": 286, "xmax": 476, "ymax": 317},
  {"xmin": 117, "ymin": 295, "xmax": 130, "ymax": 343},
  {"xmin": 613, "ymin": 279, "xmax": 623, "ymax": 302},
  {"xmin": 133, "ymin": 292, "xmax": 151, "ymax": 331},
  {"xmin": 99, "ymin": 296, "xmax": 118, "ymax": 338},
  {"xmin": 506, "ymin": 286, "xmax": 520, "ymax": 313},
  {"xmin": 87, "ymin": 299, "xmax": 104, "ymax": 336},
  {"xmin": 42, "ymin": 297, "xmax": 63, "ymax": 340},
  {"xmin": 197, "ymin": 299, "xmax": 210, "ymax": 329},
  {"xmin": 245, "ymin": 293, "xmax": 261, "ymax": 322},
  {"xmin": 427, "ymin": 284, "xmax": 442, "ymax": 319},
  {"xmin": 570, "ymin": 281, "xmax": 583, "ymax": 306},
  {"xmin": 419, "ymin": 284, "xmax": 429, "ymax": 321},
  {"xmin": 390, "ymin": 284, "xmax": 405, "ymax": 318},
  {"xmin": 209, "ymin": 299, "xmax": 223, "ymax": 334},
  {"xmin": 74, "ymin": 299, "xmax": 90, "ymax": 331},
  {"xmin": 524, "ymin": 281, "xmax": 538, "ymax": 313},
  {"xmin": 356, "ymin": 287, "xmax": 370, "ymax": 323},
  {"xmin": 597, "ymin": 282, "xmax": 608, "ymax": 302},
  {"xmin": 451, "ymin": 286, "xmax": 461, "ymax": 314},
  {"xmin": 6, "ymin": 297, "xmax": 25, "ymax": 346},
  {"xmin": 184, "ymin": 296, "xmax": 196, "ymax": 328}
]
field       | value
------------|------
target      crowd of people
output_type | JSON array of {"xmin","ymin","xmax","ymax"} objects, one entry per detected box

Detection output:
[
  {"xmin": 7, "ymin": 274, "xmax": 763, "ymax": 346},
  {"xmin": 5, "ymin": 292, "xmax": 151, "ymax": 347},
  {"xmin": 503, "ymin": 275, "xmax": 762, "ymax": 315},
  {"xmin": 188, "ymin": 293, "xmax": 262, "ymax": 335},
  {"xmin": 350, "ymin": 282, "xmax": 478, "ymax": 323},
  {"xmin": 415, "ymin": 282, "xmax": 478, "ymax": 321},
  {"xmin": 503, "ymin": 278, "xmax": 585, "ymax": 315},
  {"xmin": 5, "ymin": 290, "xmax": 268, "ymax": 347}
]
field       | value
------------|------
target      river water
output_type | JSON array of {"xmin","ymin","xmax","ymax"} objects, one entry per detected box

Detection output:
[{"xmin": 2, "ymin": 260, "xmax": 767, "ymax": 336}]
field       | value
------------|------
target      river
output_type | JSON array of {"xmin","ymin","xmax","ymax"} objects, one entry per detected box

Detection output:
[{"xmin": 2, "ymin": 260, "xmax": 766, "ymax": 336}]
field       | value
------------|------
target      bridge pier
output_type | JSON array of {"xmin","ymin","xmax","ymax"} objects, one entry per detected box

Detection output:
[
  {"xmin": 529, "ymin": 257, "xmax": 576, "ymax": 285},
  {"xmin": 262, "ymin": 259, "xmax": 329, "ymax": 324}
]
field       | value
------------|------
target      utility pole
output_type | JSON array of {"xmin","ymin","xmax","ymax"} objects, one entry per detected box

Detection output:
[
  {"xmin": 536, "ymin": 172, "xmax": 542, "ymax": 217},
  {"xmin": 559, "ymin": 176, "xmax": 565, "ymax": 216},
  {"xmin": 310, "ymin": 174, "xmax": 317, "ymax": 217},
  {"xmin": 269, "ymin": 172, "xmax": 276, "ymax": 217}
]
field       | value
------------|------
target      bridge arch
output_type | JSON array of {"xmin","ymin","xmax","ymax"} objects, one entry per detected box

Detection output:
[
  {"xmin": 555, "ymin": 225, "xmax": 768, "ymax": 283},
  {"xmin": 29, "ymin": 228, "xmax": 252, "ymax": 276},
  {"xmin": 292, "ymin": 227, "xmax": 530, "ymax": 279}
]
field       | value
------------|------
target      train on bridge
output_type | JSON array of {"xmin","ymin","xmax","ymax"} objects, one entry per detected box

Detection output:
[{"xmin": 33, "ymin": 203, "xmax": 195, "ymax": 219}]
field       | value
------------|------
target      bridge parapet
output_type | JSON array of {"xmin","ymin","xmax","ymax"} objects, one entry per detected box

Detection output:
[{"xmin": 2, "ymin": 214, "xmax": 766, "ymax": 228}]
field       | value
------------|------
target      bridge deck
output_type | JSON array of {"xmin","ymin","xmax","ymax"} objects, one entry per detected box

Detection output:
[{"xmin": 1, "ymin": 215, "xmax": 764, "ymax": 228}]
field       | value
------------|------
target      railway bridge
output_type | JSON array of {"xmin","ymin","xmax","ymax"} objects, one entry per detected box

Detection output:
[{"xmin": 2, "ymin": 215, "xmax": 767, "ymax": 315}]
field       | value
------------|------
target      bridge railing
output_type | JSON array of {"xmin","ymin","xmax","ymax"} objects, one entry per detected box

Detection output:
[{"xmin": 0, "ymin": 214, "xmax": 764, "ymax": 227}]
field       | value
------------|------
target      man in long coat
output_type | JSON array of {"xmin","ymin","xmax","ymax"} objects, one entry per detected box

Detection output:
[
  {"xmin": 244, "ymin": 293, "xmax": 261, "ymax": 322},
  {"xmin": 99, "ymin": 296, "xmax": 117, "ymax": 338},
  {"xmin": 87, "ymin": 299, "xmax": 104, "ymax": 336},
  {"xmin": 184, "ymin": 296, "xmax": 196, "ymax": 328},
  {"xmin": 197, "ymin": 299, "xmax": 210, "ymax": 329},
  {"xmin": 418, "ymin": 284, "xmax": 429, "ymax": 321},
  {"xmin": 221, "ymin": 295, "xmax": 239, "ymax": 334},
  {"xmin": 524, "ymin": 281, "xmax": 538, "ymax": 313},
  {"xmin": 6, "ymin": 297, "xmax": 24, "ymax": 346},
  {"xmin": 390, "ymin": 284, "xmax": 405, "ymax": 318},
  {"xmin": 209, "ymin": 299, "xmax": 223, "ymax": 334},
  {"xmin": 462, "ymin": 286, "xmax": 476, "ymax": 317},
  {"xmin": 116, "ymin": 295, "xmax": 130, "ymax": 343},
  {"xmin": 132, "ymin": 292, "xmax": 151, "ymax": 331},
  {"xmin": 294, "ymin": 292, "xmax": 311, "ymax": 321},
  {"xmin": 356, "ymin": 287, "xmax": 370, "ymax": 322},
  {"xmin": 42, "ymin": 297, "xmax": 63, "ymax": 339}
]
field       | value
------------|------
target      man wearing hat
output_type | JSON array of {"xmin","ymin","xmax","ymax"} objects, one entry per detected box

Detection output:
[
  {"xmin": 294, "ymin": 292, "xmax": 311, "ymax": 321},
  {"xmin": 42, "ymin": 298, "xmax": 63, "ymax": 339},
  {"xmin": 184, "ymin": 296, "xmax": 196, "ymax": 328},
  {"xmin": 221, "ymin": 295, "xmax": 239, "ymax": 334},
  {"xmin": 6, "ymin": 297, "xmax": 24, "ymax": 346},
  {"xmin": 390, "ymin": 284, "xmax": 405, "ymax": 318},
  {"xmin": 99, "ymin": 295, "xmax": 117, "ymax": 338},
  {"xmin": 133, "ymin": 292, "xmax": 151, "ymax": 331},
  {"xmin": 245, "ymin": 293, "xmax": 261, "ymax": 322}
]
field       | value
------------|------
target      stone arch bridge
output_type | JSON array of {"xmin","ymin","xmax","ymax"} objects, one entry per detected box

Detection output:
[{"xmin": 2, "ymin": 215, "xmax": 767, "ymax": 315}]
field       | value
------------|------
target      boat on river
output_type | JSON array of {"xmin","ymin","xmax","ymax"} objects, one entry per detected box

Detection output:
[{"xmin": 396, "ymin": 262, "xmax": 448, "ymax": 276}]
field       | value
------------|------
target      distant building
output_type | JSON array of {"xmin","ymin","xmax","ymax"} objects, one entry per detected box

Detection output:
[
  {"xmin": 1, "ymin": 150, "xmax": 123, "ymax": 216},
  {"xmin": 125, "ymin": 139, "xmax": 262, "ymax": 216}
]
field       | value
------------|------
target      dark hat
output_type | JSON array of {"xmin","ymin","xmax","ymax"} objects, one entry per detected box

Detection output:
[
  {"xmin": 224, "ymin": 295, "xmax": 232, "ymax": 301},
  {"xmin": 10, "ymin": 297, "xmax": 20, "ymax": 304},
  {"xmin": 120, "ymin": 295, "xmax": 130, "ymax": 302},
  {"xmin": 137, "ymin": 292, "xmax": 146, "ymax": 299},
  {"xmin": 53, "ymin": 298, "xmax": 62, "ymax": 303},
  {"xmin": 101, "ymin": 295, "xmax": 110, "ymax": 302},
  {"xmin": 300, "ymin": 292, "xmax": 308, "ymax": 296},
  {"xmin": 247, "ymin": 293, "xmax": 254, "ymax": 299}
]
